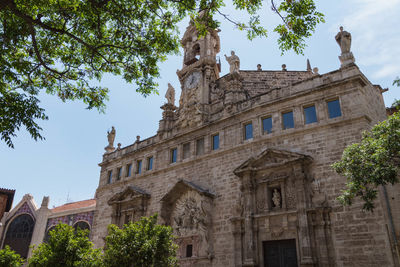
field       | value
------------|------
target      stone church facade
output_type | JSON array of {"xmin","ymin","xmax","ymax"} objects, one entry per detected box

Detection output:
[{"xmin": 91, "ymin": 22, "xmax": 399, "ymax": 267}]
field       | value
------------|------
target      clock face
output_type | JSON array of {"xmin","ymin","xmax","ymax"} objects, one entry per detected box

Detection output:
[{"xmin": 184, "ymin": 71, "xmax": 201, "ymax": 89}]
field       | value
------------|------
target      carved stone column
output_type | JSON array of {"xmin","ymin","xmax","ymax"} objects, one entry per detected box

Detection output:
[
  {"xmin": 293, "ymin": 164, "xmax": 314, "ymax": 266},
  {"xmin": 242, "ymin": 171, "xmax": 257, "ymax": 266}
]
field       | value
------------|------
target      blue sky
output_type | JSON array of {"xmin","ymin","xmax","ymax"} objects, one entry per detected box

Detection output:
[{"xmin": 1, "ymin": 0, "xmax": 399, "ymax": 208}]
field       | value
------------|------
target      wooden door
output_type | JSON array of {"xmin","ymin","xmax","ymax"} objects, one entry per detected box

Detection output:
[{"xmin": 263, "ymin": 239, "xmax": 298, "ymax": 267}]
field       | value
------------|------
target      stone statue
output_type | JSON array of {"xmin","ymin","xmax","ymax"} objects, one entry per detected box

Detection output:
[
  {"xmin": 225, "ymin": 51, "xmax": 240, "ymax": 74},
  {"xmin": 272, "ymin": 189, "xmax": 281, "ymax": 208},
  {"xmin": 107, "ymin": 126, "xmax": 116, "ymax": 148},
  {"xmin": 335, "ymin": 26, "xmax": 352, "ymax": 54},
  {"xmin": 335, "ymin": 26, "xmax": 355, "ymax": 67},
  {"xmin": 165, "ymin": 83, "xmax": 175, "ymax": 106}
]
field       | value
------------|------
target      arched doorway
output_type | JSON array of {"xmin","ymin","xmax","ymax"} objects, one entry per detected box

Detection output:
[{"xmin": 3, "ymin": 214, "xmax": 35, "ymax": 258}]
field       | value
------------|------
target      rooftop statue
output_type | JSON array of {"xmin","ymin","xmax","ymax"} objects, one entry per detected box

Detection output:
[
  {"xmin": 225, "ymin": 51, "xmax": 240, "ymax": 74},
  {"xmin": 165, "ymin": 83, "xmax": 175, "ymax": 106},
  {"xmin": 335, "ymin": 26, "xmax": 352, "ymax": 54},
  {"xmin": 107, "ymin": 126, "xmax": 116, "ymax": 148}
]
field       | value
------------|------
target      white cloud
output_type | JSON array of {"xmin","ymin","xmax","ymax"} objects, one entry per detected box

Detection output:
[{"xmin": 334, "ymin": 0, "xmax": 400, "ymax": 79}]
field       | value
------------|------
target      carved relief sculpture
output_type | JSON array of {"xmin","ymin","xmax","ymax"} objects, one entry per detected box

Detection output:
[
  {"xmin": 310, "ymin": 179, "xmax": 327, "ymax": 207},
  {"xmin": 172, "ymin": 190, "xmax": 212, "ymax": 258}
]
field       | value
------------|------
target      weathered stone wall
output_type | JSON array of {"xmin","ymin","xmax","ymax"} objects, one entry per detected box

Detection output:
[{"xmin": 92, "ymin": 65, "xmax": 395, "ymax": 266}]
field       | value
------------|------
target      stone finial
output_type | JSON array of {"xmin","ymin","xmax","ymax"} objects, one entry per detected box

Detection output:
[
  {"xmin": 136, "ymin": 135, "xmax": 140, "ymax": 143},
  {"xmin": 41, "ymin": 196, "xmax": 49, "ymax": 208},
  {"xmin": 117, "ymin": 143, "xmax": 121, "ymax": 150},
  {"xmin": 335, "ymin": 26, "xmax": 355, "ymax": 67},
  {"xmin": 282, "ymin": 64, "xmax": 287, "ymax": 71},
  {"xmin": 307, "ymin": 59, "xmax": 312, "ymax": 72},
  {"xmin": 23, "ymin": 194, "xmax": 33, "ymax": 200},
  {"xmin": 165, "ymin": 83, "xmax": 175, "ymax": 106},
  {"xmin": 225, "ymin": 51, "xmax": 240, "ymax": 74},
  {"xmin": 257, "ymin": 64, "xmax": 262, "ymax": 71},
  {"xmin": 313, "ymin": 67, "xmax": 319, "ymax": 75},
  {"xmin": 105, "ymin": 126, "xmax": 116, "ymax": 152}
]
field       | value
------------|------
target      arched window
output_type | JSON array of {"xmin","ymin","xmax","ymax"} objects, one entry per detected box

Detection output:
[
  {"xmin": 3, "ymin": 214, "xmax": 35, "ymax": 258},
  {"xmin": 44, "ymin": 226, "xmax": 56, "ymax": 243},
  {"xmin": 73, "ymin": 221, "xmax": 90, "ymax": 231}
]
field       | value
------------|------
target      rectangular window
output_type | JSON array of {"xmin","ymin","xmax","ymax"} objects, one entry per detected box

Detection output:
[
  {"xmin": 186, "ymin": 244, "xmax": 193, "ymax": 258},
  {"xmin": 171, "ymin": 148, "xmax": 177, "ymax": 163},
  {"xmin": 327, "ymin": 99, "xmax": 342, "ymax": 118},
  {"xmin": 107, "ymin": 170, "xmax": 113, "ymax": 184},
  {"xmin": 212, "ymin": 134, "xmax": 219, "ymax": 150},
  {"xmin": 262, "ymin": 117, "xmax": 273, "ymax": 134},
  {"xmin": 282, "ymin": 111, "xmax": 294, "ymax": 129},
  {"xmin": 183, "ymin": 143, "xmax": 191, "ymax": 159},
  {"xmin": 126, "ymin": 164, "xmax": 132, "ymax": 177},
  {"xmin": 117, "ymin": 167, "xmax": 122, "ymax": 180},
  {"xmin": 196, "ymin": 138, "xmax": 204, "ymax": 156},
  {"xmin": 147, "ymin": 157, "xmax": 153, "ymax": 170},
  {"xmin": 137, "ymin": 160, "xmax": 142, "ymax": 174},
  {"xmin": 244, "ymin": 123, "xmax": 253, "ymax": 140},
  {"xmin": 304, "ymin": 105, "xmax": 317, "ymax": 124}
]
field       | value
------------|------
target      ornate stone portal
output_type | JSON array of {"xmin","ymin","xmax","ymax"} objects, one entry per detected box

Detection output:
[
  {"xmin": 160, "ymin": 180, "xmax": 215, "ymax": 264},
  {"xmin": 232, "ymin": 149, "xmax": 333, "ymax": 267},
  {"xmin": 108, "ymin": 186, "xmax": 150, "ymax": 227}
]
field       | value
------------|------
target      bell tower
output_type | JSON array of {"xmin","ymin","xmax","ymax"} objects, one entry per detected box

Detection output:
[{"xmin": 177, "ymin": 19, "xmax": 221, "ymax": 107}]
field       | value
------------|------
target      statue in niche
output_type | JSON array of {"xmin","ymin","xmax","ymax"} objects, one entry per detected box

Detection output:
[
  {"xmin": 107, "ymin": 126, "xmax": 116, "ymax": 148},
  {"xmin": 335, "ymin": 26, "xmax": 352, "ymax": 54},
  {"xmin": 225, "ymin": 51, "xmax": 240, "ymax": 74},
  {"xmin": 272, "ymin": 189, "xmax": 281, "ymax": 208},
  {"xmin": 165, "ymin": 83, "xmax": 175, "ymax": 106}
]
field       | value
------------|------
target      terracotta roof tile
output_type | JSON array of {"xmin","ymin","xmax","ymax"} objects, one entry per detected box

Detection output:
[{"xmin": 51, "ymin": 199, "xmax": 96, "ymax": 213}]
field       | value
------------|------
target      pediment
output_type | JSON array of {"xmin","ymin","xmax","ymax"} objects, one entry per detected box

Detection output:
[
  {"xmin": 234, "ymin": 148, "xmax": 312, "ymax": 177},
  {"xmin": 160, "ymin": 179, "xmax": 215, "ymax": 206},
  {"xmin": 108, "ymin": 186, "xmax": 150, "ymax": 205}
]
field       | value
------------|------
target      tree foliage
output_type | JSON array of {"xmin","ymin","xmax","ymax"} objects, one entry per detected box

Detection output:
[
  {"xmin": 0, "ymin": 0, "xmax": 324, "ymax": 147},
  {"xmin": 0, "ymin": 245, "xmax": 24, "ymax": 267},
  {"xmin": 28, "ymin": 224, "xmax": 102, "ymax": 267},
  {"xmin": 103, "ymin": 215, "xmax": 178, "ymax": 267},
  {"xmin": 332, "ymin": 111, "xmax": 400, "ymax": 211}
]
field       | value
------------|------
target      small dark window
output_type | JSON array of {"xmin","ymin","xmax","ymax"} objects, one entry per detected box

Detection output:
[
  {"xmin": 117, "ymin": 167, "xmax": 122, "ymax": 180},
  {"xmin": 183, "ymin": 143, "xmax": 190, "ymax": 159},
  {"xmin": 196, "ymin": 138, "xmax": 204, "ymax": 156},
  {"xmin": 147, "ymin": 157, "xmax": 153, "ymax": 170},
  {"xmin": 244, "ymin": 123, "xmax": 253, "ymax": 140},
  {"xmin": 107, "ymin": 171, "xmax": 113, "ymax": 184},
  {"xmin": 126, "ymin": 164, "xmax": 132, "ymax": 177},
  {"xmin": 212, "ymin": 134, "xmax": 219, "ymax": 150},
  {"xmin": 282, "ymin": 111, "xmax": 294, "ymax": 129},
  {"xmin": 327, "ymin": 99, "xmax": 342, "ymax": 118},
  {"xmin": 171, "ymin": 148, "xmax": 177, "ymax": 163},
  {"xmin": 137, "ymin": 160, "xmax": 142, "ymax": 174},
  {"xmin": 262, "ymin": 117, "xmax": 272, "ymax": 134},
  {"xmin": 186, "ymin": 244, "xmax": 193, "ymax": 257},
  {"xmin": 304, "ymin": 105, "xmax": 317, "ymax": 124}
]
